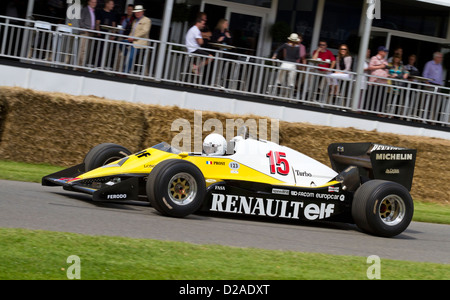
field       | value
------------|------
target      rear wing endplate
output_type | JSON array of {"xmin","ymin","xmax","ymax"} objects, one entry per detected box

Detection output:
[{"xmin": 328, "ymin": 143, "xmax": 417, "ymax": 191}]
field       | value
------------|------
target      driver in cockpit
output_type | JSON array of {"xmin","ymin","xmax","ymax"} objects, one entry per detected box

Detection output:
[{"xmin": 202, "ymin": 133, "xmax": 227, "ymax": 156}]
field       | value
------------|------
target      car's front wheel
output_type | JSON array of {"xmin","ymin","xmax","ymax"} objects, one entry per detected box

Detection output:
[
  {"xmin": 352, "ymin": 180, "xmax": 414, "ymax": 237},
  {"xmin": 146, "ymin": 159, "xmax": 206, "ymax": 217},
  {"xmin": 84, "ymin": 143, "xmax": 131, "ymax": 171}
]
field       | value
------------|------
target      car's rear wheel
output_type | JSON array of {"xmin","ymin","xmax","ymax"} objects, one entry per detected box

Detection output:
[
  {"xmin": 84, "ymin": 143, "xmax": 131, "ymax": 171},
  {"xmin": 146, "ymin": 159, "xmax": 206, "ymax": 217},
  {"xmin": 352, "ymin": 180, "xmax": 414, "ymax": 237}
]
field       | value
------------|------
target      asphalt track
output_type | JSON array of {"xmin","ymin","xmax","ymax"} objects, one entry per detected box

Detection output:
[{"xmin": 0, "ymin": 180, "xmax": 449, "ymax": 264}]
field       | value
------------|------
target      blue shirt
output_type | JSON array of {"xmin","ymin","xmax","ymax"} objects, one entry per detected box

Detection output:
[{"xmin": 422, "ymin": 60, "xmax": 443, "ymax": 85}]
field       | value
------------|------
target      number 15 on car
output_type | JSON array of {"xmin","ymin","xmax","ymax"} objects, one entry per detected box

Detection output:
[{"xmin": 266, "ymin": 151, "xmax": 290, "ymax": 176}]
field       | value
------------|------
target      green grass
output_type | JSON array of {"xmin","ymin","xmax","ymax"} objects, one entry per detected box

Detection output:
[
  {"xmin": 0, "ymin": 160, "xmax": 63, "ymax": 183},
  {"xmin": 0, "ymin": 228, "xmax": 448, "ymax": 280},
  {"xmin": 0, "ymin": 160, "xmax": 448, "ymax": 225},
  {"xmin": 413, "ymin": 201, "xmax": 450, "ymax": 224}
]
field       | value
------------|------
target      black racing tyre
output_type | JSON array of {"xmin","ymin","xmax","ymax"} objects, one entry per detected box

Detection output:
[
  {"xmin": 352, "ymin": 180, "xmax": 414, "ymax": 237},
  {"xmin": 84, "ymin": 143, "xmax": 131, "ymax": 171},
  {"xmin": 146, "ymin": 159, "xmax": 206, "ymax": 218}
]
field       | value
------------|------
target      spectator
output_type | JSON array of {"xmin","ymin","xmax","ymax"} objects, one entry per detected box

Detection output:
[
  {"xmin": 369, "ymin": 46, "xmax": 389, "ymax": 84},
  {"xmin": 95, "ymin": 0, "xmax": 116, "ymax": 33},
  {"xmin": 312, "ymin": 40, "xmax": 336, "ymax": 70},
  {"xmin": 271, "ymin": 33, "xmax": 301, "ymax": 88},
  {"xmin": 119, "ymin": 4, "xmax": 135, "ymax": 36},
  {"xmin": 388, "ymin": 54, "xmax": 409, "ymax": 80},
  {"xmin": 404, "ymin": 54, "xmax": 420, "ymax": 77},
  {"xmin": 211, "ymin": 19, "xmax": 232, "ymax": 45},
  {"xmin": 367, "ymin": 46, "xmax": 389, "ymax": 114},
  {"xmin": 185, "ymin": 12, "xmax": 213, "ymax": 74},
  {"xmin": 387, "ymin": 54, "xmax": 409, "ymax": 93},
  {"xmin": 423, "ymin": 52, "xmax": 444, "ymax": 85},
  {"xmin": 327, "ymin": 44, "xmax": 352, "ymax": 95},
  {"xmin": 388, "ymin": 47, "xmax": 403, "ymax": 64},
  {"xmin": 77, "ymin": 0, "xmax": 97, "ymax": 68},
  {"xmin": 95, "ymin": 0, "xmax": 116, "ymax": 68},
  {"xmin": 123, "ymin": 5, "xmax": 151, "ymax": 74}
]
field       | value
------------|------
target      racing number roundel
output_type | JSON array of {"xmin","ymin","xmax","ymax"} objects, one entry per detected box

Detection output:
[{"xmin": 266, "ymin": 151, "xmax": 290, "ymax": 176}]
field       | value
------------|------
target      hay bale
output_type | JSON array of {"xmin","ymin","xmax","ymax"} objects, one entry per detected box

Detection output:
[
  {"xmin": 0, "ymin": 91, "xmax": 7, "ymax": 144},
  {"xmin": 0, "ymin": 87, "xmax": 146, "ymax": 166}
]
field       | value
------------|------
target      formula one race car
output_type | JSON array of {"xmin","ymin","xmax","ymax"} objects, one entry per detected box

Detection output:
[{"xmin": 42, "ymin": 127, "xmax": 417, "ymax": 237}]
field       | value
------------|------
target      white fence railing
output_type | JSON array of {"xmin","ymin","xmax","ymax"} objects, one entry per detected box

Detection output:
[{"xmin": 0, "ymin": 15, "xmax": 448, "ymax": 126}]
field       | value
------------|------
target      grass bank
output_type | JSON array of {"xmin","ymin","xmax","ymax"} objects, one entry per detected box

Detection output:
[{"xmin": 0, "ymin": 228, "xmax": 448, "ymax": 280}]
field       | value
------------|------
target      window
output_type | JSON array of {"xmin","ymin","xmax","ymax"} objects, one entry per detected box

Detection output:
[{"xmin": 373, "ymin": 0, "xmax": 449, "ymax": 38}]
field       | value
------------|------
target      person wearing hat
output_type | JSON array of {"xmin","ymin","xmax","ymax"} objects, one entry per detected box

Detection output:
[
  {"xmin": 123, "ymin": 5, "xmax": 151, "ymax": 73},
  {"xmin": 271, "ymin": 33, "xmax": 302, "ymax": 88},
  {"xmin": 369, "ymin": 46, "xmax": 389, "ymax": 84}
]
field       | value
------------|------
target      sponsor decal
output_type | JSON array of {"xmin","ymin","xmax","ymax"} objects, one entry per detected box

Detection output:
[
  {"xmin": 371, "ymin": 144, "xmax": 404, "ymax": 151},
  {"xmin": 375, "ymin": 153, "xmax": 413, "ymax": 161},
  {"xmin": 291, "ymin": 190, "xmax": 345, "ymax": 201},
  {"xmin": 328, "ymin": 186, "xmax": 339, "ymax": 193},
  {"xmin": 60, "ymin": 177, "xmax": 80, "ymax": 182},
  {"xmin": 272, "ymin": 188, "xmax": 289, "ymax": 195},
  {"xmin": 215, "ymin": 185, "xmax": 225, "ymax": 190},
  {"xmin": 385, "ymin": 168, "xmax": 400, "ymax": 174},
  {"xmin": 229, "ymin": 162, "xmax": 240, "ymax": 169},
  {"xmin": 316, "ymin": 193, "xmax": 345, "ymax": 201},
  {"xmin": 229, "ymin": 162, "xmax": 240, "ymax": 174},
  {"xmin": 291, "ymin": 191, "xmax": 314, "ymax": 197},
  {"xmin": 295, "ymin": 170, "xmax": 312, "ymax": 177},
  {"xmin": 106, "ymin": 194, "xmax": 127, "ymax": 199},
  {"xmin": 136, "ymin": 150, "xmax": 151, "ymax": 158},
  {"xmin": 210, "ymin": 193, "xmax": 335, "ymax": 220}
]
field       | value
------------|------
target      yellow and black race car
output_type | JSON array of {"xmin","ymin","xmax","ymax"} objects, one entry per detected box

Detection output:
[{"xmin": 43, "ymin": 128, "xmax": 417, "ymax": 237}]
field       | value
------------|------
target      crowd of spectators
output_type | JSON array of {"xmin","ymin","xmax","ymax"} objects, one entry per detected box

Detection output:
[
  {"xmin": 77, "ymin": 1, "xmax": 151, "ymax": 74},
  {"xmin": 72, "ymin": 1, "xmax": 445, "ymax": 91},
  {"xmin": 12, "ymin": 0, "xmax": 445, "ymax": 122}
]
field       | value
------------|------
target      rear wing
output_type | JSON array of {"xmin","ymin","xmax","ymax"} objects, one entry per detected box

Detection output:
[{"xmin": 328, "ymin": 143, "xmax": 417, "ymax": 191}]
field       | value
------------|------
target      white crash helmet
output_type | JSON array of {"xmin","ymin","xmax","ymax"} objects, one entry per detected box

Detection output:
[{"xmin": 203, "ymin": 133, "xmax": 227, "ymax": 156}]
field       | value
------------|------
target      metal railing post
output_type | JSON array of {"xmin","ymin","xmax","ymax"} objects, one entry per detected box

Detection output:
[
  {"xmin": 351, "ymin": 5, "xmax": 373, "ymax": 112},
  {"xmin": 154, "ymin": 0, "xmax": 173, "ymax": 81}
]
